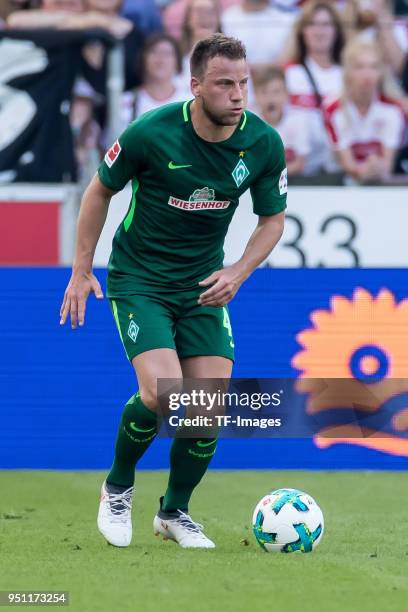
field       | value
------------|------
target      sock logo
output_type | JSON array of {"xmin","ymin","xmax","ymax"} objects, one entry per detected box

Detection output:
[
  {"xmin": 196, "ymin": 439, "xmax": 217, "ymax": 448},
  {"xmin": 128, "ymin": 320, "xmax": 139, "ymax": 343},
  {"xmin": 188, "ymin": 448, "xmax": 217, "ymax": 458},
  {"xmin": 129, "ymin": 422, "xmax": 156, "ymax": 433},
  {"xmin": 124, "ymin": 424, "xmax": 156, "ymax": 443}
]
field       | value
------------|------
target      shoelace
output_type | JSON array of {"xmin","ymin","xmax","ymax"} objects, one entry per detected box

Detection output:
[
  {"xmin": 175, "ymin": 510, "xmax": 204, "ymax": 534},
  {"xmin": 106, "ymin": 487, "xmax": 133, "ymax": 516}
]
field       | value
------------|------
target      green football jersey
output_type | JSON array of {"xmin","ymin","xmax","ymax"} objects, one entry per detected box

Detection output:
[{"xmin": 98, "ymin": 100, "xmax": 287, "ymax": 297}]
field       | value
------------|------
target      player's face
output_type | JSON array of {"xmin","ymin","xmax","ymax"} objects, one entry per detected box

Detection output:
[
  {"xmin": 255, "ymin": 79, "xmax": 288, "ymax": 117},
  {"xmin": 303, "ymin": 8, "xmax": 337, "ymax": 56},
  {"xmin": 346, "ymin": 51, "xmax": 381, "ymax": 96},
  {"xmin": 192, "ymin": 56, "xmax": 249, "ymax": 126},
  {"xmin": 144, "ymin": 41, "xmax": 178, "ymax": 81}
]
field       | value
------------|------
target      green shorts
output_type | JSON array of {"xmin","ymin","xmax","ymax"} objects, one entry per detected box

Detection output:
[{"xmin": 109, "ymin": 288, "xmax": 235, "ymax": 362}]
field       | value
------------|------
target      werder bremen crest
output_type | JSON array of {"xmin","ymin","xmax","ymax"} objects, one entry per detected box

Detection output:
[
  {"xmin": 128, "ymin": 320, "xmax": 139, "ymax": 343},
  {"xmin": 231, "ymin": 159, "xmax": 250, "ymax": 187}
]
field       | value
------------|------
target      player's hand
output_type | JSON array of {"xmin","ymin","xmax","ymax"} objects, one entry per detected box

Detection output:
[
  {"xmin": 60, "ymin": 269, "xmax": 104, "ymax": 329},
  {"xmin": 198, "ymin": 265, "xmax": 245, "ymax": 307}
]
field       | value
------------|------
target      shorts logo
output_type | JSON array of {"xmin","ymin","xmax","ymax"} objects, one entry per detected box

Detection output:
[
  {"xmin": 231, "ymin": 159, "xmax": 250, "ymax": 187},
  {"xmin": 168, "ymin": 186, "xmax": 230, "ymax": 211},
  {"xmin": 279, "ymin": 168, "xmax": 288, "ymax": 195},
  {"xmin": 105, "ymin": 140, "xmax": 121, "ymax": 168},
  {"xmin": 128, "ymin": 320, "xmax": 139, "ymax": 343}
]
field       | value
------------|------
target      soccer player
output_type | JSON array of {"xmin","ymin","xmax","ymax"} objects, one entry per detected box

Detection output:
[{"xmin": 60, "ymin": 33, "xmax": 287, "ymax": 549}]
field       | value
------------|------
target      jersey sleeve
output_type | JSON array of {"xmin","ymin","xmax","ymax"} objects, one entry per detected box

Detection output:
[
  {"xmin": 250, "ymin": 129, "xmax": 287, "ymax": 216},
  {"xmin": 98, "ymin": 119, "xmax": 146, "ymax": 192}
]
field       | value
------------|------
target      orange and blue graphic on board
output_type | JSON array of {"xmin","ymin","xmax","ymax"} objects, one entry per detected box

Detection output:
[{"xmin": 292, "ymin": 288, "xmax": 408, "ymax": 457}]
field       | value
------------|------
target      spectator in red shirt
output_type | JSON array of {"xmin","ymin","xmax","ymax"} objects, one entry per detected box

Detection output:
[
  {"xmin": 284, "ymin": 1, "xmax": 345, "ymax": 174},
  {"xmin": 254, "ymin": 67, "xmax": 312, "ymax": 176},
  {"xmin": 325, "ymin": 38, "xmax": 405, "ymax": 181}
]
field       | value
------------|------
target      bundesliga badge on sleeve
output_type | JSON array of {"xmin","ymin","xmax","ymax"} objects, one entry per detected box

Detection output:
[
  {"xmin": 105, "ymin": 140, "xmax": 121, "ymax": 168},
  {"xmin": 279, "ymin": 168, "xmax": 288, "ymax": 195}
]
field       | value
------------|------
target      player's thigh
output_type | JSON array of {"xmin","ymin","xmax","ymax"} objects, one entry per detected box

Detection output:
[
  {"xmin": 132, "ymin": 348, "xmax": 183, "ymax": 414},
  {"xmin": 109, "ymin": 294, "xmax": 176, "ymax": 362},
  {"xmin": 175, "ymin": 299, "xmax": 235, "ymax": 364},
  {"xmin": 176, "ymin": 298, "xmax": 233, "ymax": 419},
  {"xmin": 181, "ymin": 356, "xmax": 233, "ymax": 379}
]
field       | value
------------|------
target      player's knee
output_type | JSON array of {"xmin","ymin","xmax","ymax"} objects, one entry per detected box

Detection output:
[
  {"xmin": 141, "ymin": 380, "xmax": 183, "ymax": 415},
  {"xmin": 140, "ymin": 386, "xmax": 160, "ymax": 412}
]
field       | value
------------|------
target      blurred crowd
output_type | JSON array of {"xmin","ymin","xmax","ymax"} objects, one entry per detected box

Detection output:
[{"xmin": 1, "ymin": 0, "xmax": 408, "ymax": 183}]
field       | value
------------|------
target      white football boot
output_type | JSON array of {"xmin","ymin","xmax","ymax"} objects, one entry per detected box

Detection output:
[
  {"xmin": 153, "ymin": 499, "xmax": 215, "ymax": 549},
  {"xmin": 97, "ymin": 481, "xmax": 133, "ymax": 547}
]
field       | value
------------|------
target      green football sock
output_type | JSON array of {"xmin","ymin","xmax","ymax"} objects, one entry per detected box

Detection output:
[
  {"xmin": 161, "ymin": 437, "xmax": 218, "ymax": 513},
  {"xmin": 107, "ymin": 392, "xmax": 158, "ymax": 488}
]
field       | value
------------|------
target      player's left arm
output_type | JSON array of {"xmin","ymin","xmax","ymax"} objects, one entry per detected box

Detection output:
[{"xmin": 199, "ymin": 129, "xmax": 287, "ymax": 307}]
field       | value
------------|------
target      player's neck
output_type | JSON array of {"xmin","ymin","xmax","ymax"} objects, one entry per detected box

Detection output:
[{"xmin": 190, "ymin": 99, "xmax": 239, "ymax": 143}]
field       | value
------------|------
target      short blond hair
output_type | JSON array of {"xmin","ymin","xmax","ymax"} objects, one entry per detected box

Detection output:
[{"xmin": 342, "ymin": 38, "xmax": 383, "ymax": 92}]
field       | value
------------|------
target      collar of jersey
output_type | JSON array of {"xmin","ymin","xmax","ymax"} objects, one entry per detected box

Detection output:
[{"xmin": 182, "ymin": 99, "xmax": 247, "ymax": 143}]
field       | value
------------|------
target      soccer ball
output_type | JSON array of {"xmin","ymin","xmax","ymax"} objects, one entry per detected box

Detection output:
[{"xmin": 252, "ymin": 488, "xmax": 324, "ymax": 553}]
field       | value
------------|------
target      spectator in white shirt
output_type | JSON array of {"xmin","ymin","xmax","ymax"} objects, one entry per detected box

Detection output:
[
  {"xmin": 176, "ymin": 0, "xmax": 221, "ymax": 92},
  {"xmin": 325, "ymin": 39, "xmax": 405, "ymax": 181},
  {"xmin": 221, "ymin": 0, "xmax": 297, "ymax": 69},
  {"xmin": 121, "ymin": 33, "xmax": 188, "ymax": 125},
  {"xmin": 181, "ymin": 0, "xmax": 221, "ymax": 54},
  {"xmin": 163, "ymin": 0, "xmax": 236, "ymax": 40},
  {"xmin": 254, "ymin": 66, "xmax": 311, "ymax": 175},
  {"xmin": 285, "ymin": 1, "xmax": 345, "ymax": 173}
]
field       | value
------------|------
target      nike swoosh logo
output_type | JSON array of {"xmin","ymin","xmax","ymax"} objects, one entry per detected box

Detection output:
[
  {"xmin": 129, "ymin": 422, "xmax": 156, "ymax": 433},
  {"xmin": 168, "ymin": 161, "xmax": 192, "ymax": 170},
  {"xmin": 196, "ymin": 439, "xmax": 217, "ymax": 447}
]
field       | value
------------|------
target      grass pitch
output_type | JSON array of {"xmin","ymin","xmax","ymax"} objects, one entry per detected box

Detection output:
[{"xmin": 0, "ymin": 471, "xmax": 407, "ymax": 612}]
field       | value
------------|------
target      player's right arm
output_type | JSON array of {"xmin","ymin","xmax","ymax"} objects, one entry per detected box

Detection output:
[
  {"xmin": 59, "ymin": 175, "xmax": 116, "ymax": 329},
  {"xmin": 60, "ymin": 119, "xmax": 146, "ymax": 329}
]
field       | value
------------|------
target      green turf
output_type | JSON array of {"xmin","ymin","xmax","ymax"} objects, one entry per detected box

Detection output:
[{"xmin": 0, "ymin": 471, "xmax": 407, "ymax": 612}]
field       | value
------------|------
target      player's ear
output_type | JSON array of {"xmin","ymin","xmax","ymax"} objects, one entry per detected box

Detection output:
[{"xmin": 191, "ymin": 76, "xmax": 201, "ymax": 98}]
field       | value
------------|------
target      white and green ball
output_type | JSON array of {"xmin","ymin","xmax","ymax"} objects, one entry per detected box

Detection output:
[{"xmin": 252, "ymin": 488, "xmax": 324, "ymax": 553}]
